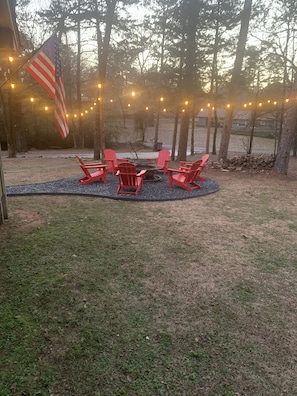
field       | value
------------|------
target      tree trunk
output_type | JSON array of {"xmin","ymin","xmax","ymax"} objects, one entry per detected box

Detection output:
[
  {"xmin": 76, "ymin": 0, "xmax": 84, "ymax": 148},
  {"xmin": 219, "ymin": 106, "xmax": 234, "ymax": 159},
  {"xmin": 0, "ymin": 147, "xmax": 8, "ymax": 223},
  {"xmin": 206, "ymin": 106, "xmax": 212, "ymax": 154},
  {"xmin": 177, "ymin": 110, "xmax": 190, "ymax": 161},
  {"xmin": 273, "ymin": 72, "xmax": 297, "ymax": 174},
  {"xmin": 177, "ymin": 0, "xmax": 202, "ymax": 161},
  {"xmin": 218, "ymin": 0, "xmax": 252, "ymax": 160},
  {"xmin": 292, "ymin": 131, "xmax": 297, "ymax": 157},
  {"xmin": 212, "ymin": 108, "xmax": 218, "ymax": 154},
  {"xmin": 171, "ymin": 107, "xmax": 179, "ymax": 161},
  {"xmin": 210, "ymin": 11, "xmax": 219, "ymax": 154},
  {"xmin": 190, "ymin": 104, "xmax": 195, "ymax": 155},
  {"xmin": 1, "ymin": 88, "xmax": 16, "ymax": 158},
  {"xmin": 94, "ymin": 0, "xmax": 117, "ymax": 160},
  {"xmin": 153, "ymin": 11, "xmax": 166, "ymax": 151}
]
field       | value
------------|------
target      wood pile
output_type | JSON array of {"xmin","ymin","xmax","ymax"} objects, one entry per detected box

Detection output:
[{"xmin": 212, "ymin": 154, "xmax": 276, "ymax": 172}]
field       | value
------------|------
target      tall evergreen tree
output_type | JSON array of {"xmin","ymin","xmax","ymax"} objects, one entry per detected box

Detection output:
[
  {"xmin": 218, "ymin": 0, "xmax": 253, "ymax": 160},
  {"xmin": 176, "ymin": 0, "xmax": 203, "ymax": 161}
]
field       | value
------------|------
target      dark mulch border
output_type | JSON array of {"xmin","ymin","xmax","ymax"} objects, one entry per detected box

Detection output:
[{"xmin": 6, "ymin": 174, "xmax": 219, "ymax": 202}]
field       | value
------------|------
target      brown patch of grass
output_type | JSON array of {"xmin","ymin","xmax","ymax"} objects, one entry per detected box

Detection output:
[{"xmin": 1, "ymin": 153, "xmax": 297, "ymax": 395}]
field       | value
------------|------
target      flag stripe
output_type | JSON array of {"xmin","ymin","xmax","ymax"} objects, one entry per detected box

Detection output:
[
  {"xmin": 55, "ymin": 76, "xmax": 68, "ymax": 139},
  {"xmin": 26, "ymin": 61, "xmax": 55, "ymax": 98},
  {"xmin": 26, "ymin": 47, "xmax": 55, "ymax": 98},
  {"xmin": 25, "ymin": 35, "xmax": 69, "ymax": 139}
]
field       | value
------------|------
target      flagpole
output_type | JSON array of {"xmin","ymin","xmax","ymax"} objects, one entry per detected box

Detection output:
[{"xmin": 0, "ymin": 36, "xmax": 54, "ymax": 90}]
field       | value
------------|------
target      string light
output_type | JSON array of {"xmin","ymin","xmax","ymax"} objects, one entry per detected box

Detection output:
[{"xmin": 14, "ymin": 92, "xmax": 297, "ymax": 121}]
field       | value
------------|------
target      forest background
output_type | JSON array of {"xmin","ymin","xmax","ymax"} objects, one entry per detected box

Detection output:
[{"xmin": 1, "ymin": 0, "xmax": 297, "ymax": 173}]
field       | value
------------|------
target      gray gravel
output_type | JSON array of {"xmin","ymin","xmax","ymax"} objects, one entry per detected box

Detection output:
[{"xmin": 6, "ymin": 174, "xmax": 219, "ymax": 202}]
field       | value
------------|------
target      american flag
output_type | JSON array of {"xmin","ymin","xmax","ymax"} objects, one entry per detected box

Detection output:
[{"xmin": 25, "ymin": 35, "xmax": 69, "ymax": 139}]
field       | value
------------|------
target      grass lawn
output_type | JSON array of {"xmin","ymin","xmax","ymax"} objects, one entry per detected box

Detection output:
[{"xmin": 1, "ymin": 158, "xmax": 297, "ymax": 395}]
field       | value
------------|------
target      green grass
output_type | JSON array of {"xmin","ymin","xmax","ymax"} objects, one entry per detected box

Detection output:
[{"xmin": 1, "ymin": 193, "xmax": 297, "ymax": 395}]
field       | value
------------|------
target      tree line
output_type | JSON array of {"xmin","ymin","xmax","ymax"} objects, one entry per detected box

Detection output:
[{"xmin": 2, "ymin": 0, "xmax": 297, "ymax": 174}]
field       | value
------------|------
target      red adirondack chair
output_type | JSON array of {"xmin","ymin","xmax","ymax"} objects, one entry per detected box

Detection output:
[
  {"xmin": 76, "ymin": 156, "xmax": 108, "ymax": 185},
  {"xmin": 168, "ymin": 159, "xmax": 203, "ymax": 192},
  {"xmin": 116, "ymin": 162, "xmax": 146, "ymax": 195},
  {"xmin": 179, "ymin": 154, "xmax": 209, "ymax": 182},
  {"xmin": 149, "ymin": 149, "xmax": 170, "ymax": 174},
  {"xmin": 103, "ymin": 149, "xmax": 129, "ymax": 175}
]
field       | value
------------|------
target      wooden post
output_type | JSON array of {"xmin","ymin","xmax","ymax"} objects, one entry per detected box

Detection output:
[{"xmin": 0, "ymin": 147, "xmax": 8, "ymax": 224}]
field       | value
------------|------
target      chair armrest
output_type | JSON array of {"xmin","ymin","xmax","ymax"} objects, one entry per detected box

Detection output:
[
  {"xmin": 83, "ymin": 161, "xmax": 103, "ymax": 166},
  {"xmin": 168, "ymin": 167, "xmax": 191, "ymax": 175},
  {"xmin": 82, "ymin": 163, "xmax": 105, "ymax": 169},
  {"xmin": 179, "ymin": 161, "xmax": 193, "ymax": 170},
  {"xmin": 137, "ymin": 170, "xmax": 147, "ymax": 176}
]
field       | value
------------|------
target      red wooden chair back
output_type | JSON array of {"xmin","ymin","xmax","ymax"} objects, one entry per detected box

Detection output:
[
  {"xmin": 116, "ymin": 163, "xmax": 146, "ymax": 195},
  {"xmin": 179, "ymin": 153, "xmax": 209, "ymax": 182},
  {"xmin": 103, "ymin": 149, "xmax": 118, "ymax": 174},
  {"xmin": 76, "ymin": 156, "xmax": 107, "ymax": 185},
  {"xmin": 194, "ymin": 154, "xmax": 209, "ymax": 181},
  {"xmin": 156, "ymin": 149, "xmax": 170, "ymax": 173},
  {"xmin": 168, "ymin": 159, "xmax": 202, "ymax": 192},
  {"xmin": 183, "ymin": 160, "xmax": 202, "ymax": 183},
  {"xmin": 103, "ymin": 149, "xmax": 129, "ymax": 175}
]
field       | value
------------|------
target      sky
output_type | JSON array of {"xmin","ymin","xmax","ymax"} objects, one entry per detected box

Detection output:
[{"xmin": 29, "ymin": 0, "xmax": 51, "ymax": 11}]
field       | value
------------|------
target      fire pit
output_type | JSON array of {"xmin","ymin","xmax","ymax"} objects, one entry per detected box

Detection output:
[{"xmin": 131, "ymin": 160, "xmax": 162, "ymax": 181}]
